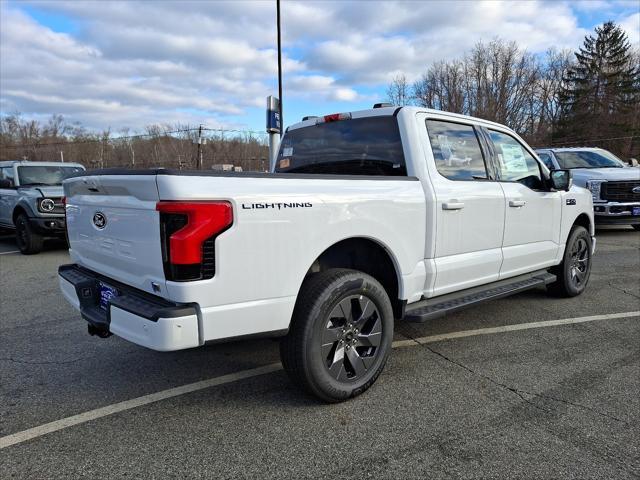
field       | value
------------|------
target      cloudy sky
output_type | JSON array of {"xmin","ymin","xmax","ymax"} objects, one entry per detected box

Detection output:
[{"xmin": 1, "ymin": 0, "xmax": 638, "ymax": 134}]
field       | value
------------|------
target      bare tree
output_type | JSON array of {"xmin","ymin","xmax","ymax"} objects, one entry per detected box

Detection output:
[
  {"xmin": 528, "ymin": 48, "xmax": 573, "ymax": 145},
  {"xmin": 408, "ymin": 39, "xmax": 542, "ymax": 137},
  {"xmin": 413, "ymin": 60, "xmax": 467, "ymax": 113},
  {"xmin": 386, "ymin": 74, "xmax": 411, "ymax": 106}
]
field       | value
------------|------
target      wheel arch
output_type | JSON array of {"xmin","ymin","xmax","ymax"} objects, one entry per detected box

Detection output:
[
  {"xmin": 572, "ymin": 212, "xmax": 593, "ymax": 236},
  {"xmin": 303, "ymin": 236, "xmax": 405, "ymax": 318},
  {"xmin": 12, "ymin": 205, "xmax": 31, "ymax": 224}
]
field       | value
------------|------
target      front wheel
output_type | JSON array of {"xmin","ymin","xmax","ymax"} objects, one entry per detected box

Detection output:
[
  {"xmin": 547, "ymin": 225, "xmax": 592, "ymax": 297},
  {"xmin": 15, "ymin": 214, "xmax": 43, "ymax": 255},
  {"xmin": 280, "ymin": 269, "xmax": 394, "ymax": 402}
]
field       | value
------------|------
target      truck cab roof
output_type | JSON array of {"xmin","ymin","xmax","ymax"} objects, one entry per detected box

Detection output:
[{"xmin": 288, "ymin": 106, "xmax": 512, "ymax": 133}]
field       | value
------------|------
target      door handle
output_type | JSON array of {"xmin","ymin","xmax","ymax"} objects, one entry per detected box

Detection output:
[
  {"xmin": 442, "ymin": 202, "xmax": 465, "ymax": 210},
  {"xmin": 509, "ymin": 200, "xmax": 526, "ymax": 207}
]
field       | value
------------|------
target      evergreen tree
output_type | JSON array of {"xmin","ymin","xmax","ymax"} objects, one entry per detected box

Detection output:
[{"xmin": 557, "ymin": 21, "xmax": 639, "ymax": 158}]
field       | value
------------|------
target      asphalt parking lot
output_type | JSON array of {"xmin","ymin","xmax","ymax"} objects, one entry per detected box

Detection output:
[{"xmin": 0, "ymin": 227, "xmax": 639, "ymax": 479}]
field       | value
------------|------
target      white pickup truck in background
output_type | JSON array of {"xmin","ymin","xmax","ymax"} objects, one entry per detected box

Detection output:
[{"xmin": 59, "ymin": 106, "xmax": 595, "ymax": 402}]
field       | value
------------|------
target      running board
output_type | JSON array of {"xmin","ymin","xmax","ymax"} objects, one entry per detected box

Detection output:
[{"xmin": 404, "ymin": 271, "xmax": 556, "ymax": 323}]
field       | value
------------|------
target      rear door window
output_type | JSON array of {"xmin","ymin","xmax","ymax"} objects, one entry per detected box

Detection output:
[
  {"xmin": 275, "ymin": 116, "xmax": 406, "ymax": 176},
  {"xmin": 425, "ymin": 120, "xmax": 488, "ymax": 180}
]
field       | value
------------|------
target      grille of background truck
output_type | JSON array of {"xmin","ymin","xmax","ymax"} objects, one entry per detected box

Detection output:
[{"xmin": 600, "ymin": 181, "xmax": 640, "ymax": 202}]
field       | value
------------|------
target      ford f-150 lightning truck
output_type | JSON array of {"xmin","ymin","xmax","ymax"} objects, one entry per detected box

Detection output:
[{"xmin": 58, "ymin": 106, "xmax": 595, "ymax": 402}]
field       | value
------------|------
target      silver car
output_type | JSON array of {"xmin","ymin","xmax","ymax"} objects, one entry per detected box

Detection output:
[
  {"xmin": 0, "ymin": 160, "xmax": 85, "ymax": 253},
  {"xmin": 535, "ymin": 148, "xmax": 640, "ymax": 230}
]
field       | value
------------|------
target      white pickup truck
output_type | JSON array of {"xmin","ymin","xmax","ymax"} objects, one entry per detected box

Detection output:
[{"xmin": 59, "ymin": 106, "xmax": 595, "ymax": 402}]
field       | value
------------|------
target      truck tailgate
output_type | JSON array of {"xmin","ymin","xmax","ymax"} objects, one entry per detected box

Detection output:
[{"xmin": 64, "ymin": 175, "xmax": 166, "ymax": 295}]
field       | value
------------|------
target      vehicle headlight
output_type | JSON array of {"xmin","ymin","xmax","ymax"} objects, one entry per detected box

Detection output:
[
  {"xmin": 585, "ymin": 180, "xmax": 606, "ymax": 202},
  {"xmin": 39, "ymin": 198, "xmax": 56, "ymax": 212}
]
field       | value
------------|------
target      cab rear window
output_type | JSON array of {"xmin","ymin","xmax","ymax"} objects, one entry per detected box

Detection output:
[{"xmin": 275, "ymin": 116, "xmax": 406, "ymax": 176}]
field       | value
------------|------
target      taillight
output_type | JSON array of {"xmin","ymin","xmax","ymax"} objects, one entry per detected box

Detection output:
[
  {"xmin": 316, "ymin": 112, "xmax": 352, "ymax": 124},
  {"xmin": 156, "ymin": 201, "xmax": 233, "ymax": 282}
]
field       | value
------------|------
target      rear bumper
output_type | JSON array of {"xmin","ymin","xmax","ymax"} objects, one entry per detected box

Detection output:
[{"xmin": 58, "ymin": 264, "xmax": 200, "ymax": 351}]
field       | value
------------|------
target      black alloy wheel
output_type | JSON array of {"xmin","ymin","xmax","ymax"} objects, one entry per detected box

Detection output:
[
  {"xmin": 280, "ymin": 269, "xmax": 394, "ymax": 402},
  {"xmin": 568, "ymin": 236, "xmax": 589, "ymax": 289},
  {"xmin": 547, "ymin": 225, "xmax": 592, "ymax": 297},
  {"xmin": 321, "ymin": 294, "xmax": 383, "ymax": 382}
]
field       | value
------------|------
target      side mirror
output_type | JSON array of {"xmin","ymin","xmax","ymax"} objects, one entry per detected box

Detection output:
[
  {"xmin": 0, "ymin": 178, "xmax": 13, "ymax": 188},
  {"xmin": 629, "ymin": 158, "xmax": 638, "ymax": 167},
  {"xmin": 550, "ymin": 169, "xmax": 572, "ymax": 192}
]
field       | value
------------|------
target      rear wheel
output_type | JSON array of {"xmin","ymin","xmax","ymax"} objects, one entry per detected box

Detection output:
[
  {"xmin": 15, "ymin": 214, "xmax": 43, "ymax": 255},
  {"xmin": 632, "ymin": 225, "xmax": 640, "ymax": 231},
  {"xmin": 547, "ymin": 225, "xmax": 592, "ymax": 297},
  {"xmin": 280, "ymin": 269, "xmax": 394, "ymax": 402}
]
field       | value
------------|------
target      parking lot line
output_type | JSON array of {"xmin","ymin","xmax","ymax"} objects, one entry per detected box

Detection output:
[
  {"xmin": 0, "ymin": 250, "xmax": 20, "ymax": 255},
  {"xmin": 391, "ymin": 311, "xmax": 640, "ymax": 348},
  {"xmin": 1, "ymin": 310, "xmax": 638, "ymax": 450},
  {"xmin": 0, "ymin": 363, "xmax": 283, "ymax": 450}
]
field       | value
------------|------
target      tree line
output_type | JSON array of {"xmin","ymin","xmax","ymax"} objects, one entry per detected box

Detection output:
[
  {"xmin": 0, "ymin": 114, "xmax": 270, "ymax": 171},
  {"xmin": 387, "ymin": 22, "xmax": 639, "ymax": 159}
]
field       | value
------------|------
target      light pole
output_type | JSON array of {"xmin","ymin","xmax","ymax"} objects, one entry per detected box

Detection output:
[
  {"xmin": 267, "ymin": 0, "xmax": 284, "ymax": 172},
  {"xmin": 277, "ymin": 0, "xmax": 283, "ymax": 137}
]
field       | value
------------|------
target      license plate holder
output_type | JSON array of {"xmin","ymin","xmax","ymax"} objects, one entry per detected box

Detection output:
[
  {"xmin": 632, "ymin": 207, "xmax": 640, "ymax": 216},
  {"xmin": 98, "ymin": 282, "xmax": 119, "ymax": 311}
]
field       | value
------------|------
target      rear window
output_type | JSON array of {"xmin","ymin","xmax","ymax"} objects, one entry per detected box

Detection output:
[{"xmin": 275, "ymin": 116, "xmax": 406, "ymax": 176}]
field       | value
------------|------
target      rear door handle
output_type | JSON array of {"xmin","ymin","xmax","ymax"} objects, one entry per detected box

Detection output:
[
  {"xmin": 509, "ymin": 200, "xmax": 526, "ymax": 207},
  {"xmin": 442, "ymin": 202, "xmax": 465, "ymax": 210}
]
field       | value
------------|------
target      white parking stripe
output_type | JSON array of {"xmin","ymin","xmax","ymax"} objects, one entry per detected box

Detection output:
[
  {"xmin": 0, "ymin": 250, "xmax": 20, "ymax": 255},
  {"xmin": 391, "ymin": 311, "xmax": 640, "ymax": 348},
  {"xmin": 1, "ymin": 310, "xmax": 638, "ymax": 450},
  {"xmin": 0, "ymin": 363, "xmax": 282, "ymax": 450}
]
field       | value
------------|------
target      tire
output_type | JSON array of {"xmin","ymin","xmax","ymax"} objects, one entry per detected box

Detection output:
[
  {"xmin": 15, "ymin": 214, "xmax": 43, "ymax": 255},
  {"xmin": 547, "ymin": 225, "xmax": 592, "ymax": 297},
  {"xmin": 632, "ymin": 225, "xmax": 640, "ymax": 231},
  {"xmin": 280, "ymin": 268, "xmax": 394, "ymax": 403}
]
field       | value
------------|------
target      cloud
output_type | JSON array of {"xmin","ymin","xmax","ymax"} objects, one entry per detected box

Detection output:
[
  {"xmin": 0, "ymin": 2, "xmax": 299, "ymax": 130},
  {"xmin": 306, "ymin": 1, "xmax": 589, "ymax": 84},
  {"xmin": 286, "ymin": 75, "xmax": 361, "ymax": 102},
  {"xmin": 0, "ymin": 0, "xmax": 632, "ymax": 131},
  {"xmin": 619, "ymin": 12, "xmax": 639, "ymax": 45}
]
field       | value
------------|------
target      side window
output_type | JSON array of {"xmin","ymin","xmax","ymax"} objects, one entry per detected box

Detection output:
[
  {"xmin": 537, "ymin": 153, "xmax": 555, "ymax": 170},
  {"xmin": 489, "ymin": 130, "xmax": 542, "ymax": 190},
  {"xmin": 426, "ymin": 120, "xmax": 488, "ymax": 181},
  {"xmin": 0, "ymin": 167, "xmax": 15, "ymax": 187}
]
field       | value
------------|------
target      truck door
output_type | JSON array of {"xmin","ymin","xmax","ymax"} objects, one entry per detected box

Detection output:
[
  {"xmin": 421, "ymin": 117, "xmax": 506, "ymax": 296},
  {"xmin": 484, "ymin": 128, "xmax": 562, "ymax": 278}
]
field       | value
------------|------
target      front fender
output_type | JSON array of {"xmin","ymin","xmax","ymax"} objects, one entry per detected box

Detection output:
[
  {"xmin": 14, "ymin": 198, "xmax": 39, "ymax": 220},
  {"xmin": 560, "ymin": 186, "xmax": 594, "ymax": 242}
]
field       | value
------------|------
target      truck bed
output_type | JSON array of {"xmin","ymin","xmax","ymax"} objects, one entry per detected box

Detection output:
[{"xmin": 63, "ymin": 169, "xmax": 427, "ymax": 343}]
